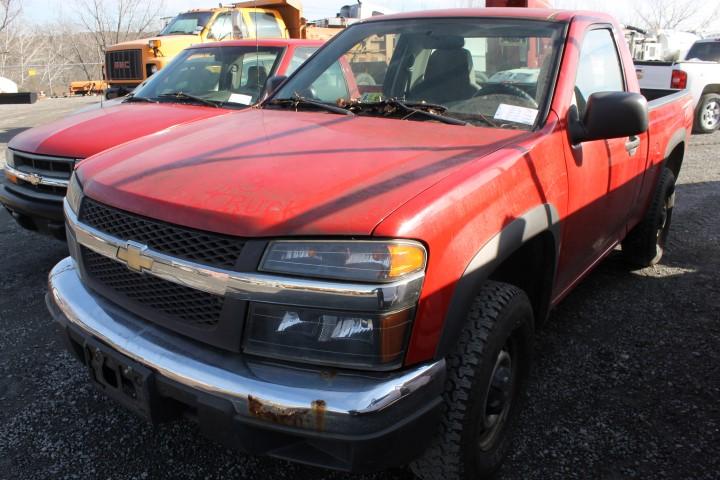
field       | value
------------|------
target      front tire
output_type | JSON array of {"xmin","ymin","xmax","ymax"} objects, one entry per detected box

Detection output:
[
  {"xmin": 411, "ymin": 281, "xmax": 534, "ymax": 480},
  {"xmin": 693, "ymin": 93, "xmax": 720, "ymax": 134}
]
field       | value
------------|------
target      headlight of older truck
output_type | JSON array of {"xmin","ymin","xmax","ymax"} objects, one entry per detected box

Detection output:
[
  {"xmin": 3, "ymin": 147, "xmax": 13, "ymax": 167},
  {"xmin": 3, "ymin": 147, "xmax": 18, "ymax": 184},
  {"xmin": 248, "ymin": 240, "xmax": 426, "ymax": 369},
  {"xmin": 259, "ymin": 240, "xmax": 426, "ymax": 282},
  {"xmin": 66, "ymin": 172, "xmax": 83, "ymax": 215}
]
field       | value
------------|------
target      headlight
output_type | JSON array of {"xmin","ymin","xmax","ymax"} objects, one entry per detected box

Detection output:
[
  {"xmin": 259, "ymin": 240, "xmax": 426, "ymax": 283},
  {"xmin": 4, "ymin": 147, "xmax": 13, "ymax": 167},
  {"xmin": 243, "ymin": 303, "xmax": 414, "ymax": 369},
  {"xmin": 66, "ymin": 172, "xmax": 83, "ymax": 215}
]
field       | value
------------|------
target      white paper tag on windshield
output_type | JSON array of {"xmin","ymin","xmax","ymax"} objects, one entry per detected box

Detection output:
[
  {"xmin": 228, "ymin": 93, "xmax": 253, "ymax": 105},
  {"xmin": 494, "ymin": 103, "xmax": 538, "ymax": 125}
]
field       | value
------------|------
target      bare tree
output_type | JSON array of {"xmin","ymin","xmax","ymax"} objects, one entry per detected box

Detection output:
[
  {"xmin": 0, "ymin": 0, "xmax": 21, "ymax": 35},
  {"xmin": 54, "ymin": 20, "xmax": 102, "ymax": 81},
  {"xmin": 0, "ymin": 22, "xmax": 44, "ymax": 87},
  {"xmin": 76, "ymin": 0, "xmax": 165, "ymax": 59},
  {"xmin": 634, "ymin": 0, "xmax": 720, "ymax": 31}
]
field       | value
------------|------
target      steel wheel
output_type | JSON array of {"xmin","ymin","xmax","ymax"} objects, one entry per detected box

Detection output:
[
  {"xmin": 701, "ymin": 99, "xmax": 720, "ymax": 131},
  {"xmin": 655, "ymin": 188, "xmax": 675, "ymax": 258},
  {"xmin": 478, "ymin": 341, "xmax": 517, "ymax": 451}
]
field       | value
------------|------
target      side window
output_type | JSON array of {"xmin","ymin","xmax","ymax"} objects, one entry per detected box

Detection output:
[
  {"xmin": 250, "ymin": 12, "xmax": 282, "ymax": 38},
  {"xmin": 208, "ymin": 12, "xmax": 233, "ymax": 40},
  {"xmin": 286, "ymin": 47, "xmax": 319, "ymax": 76},
  {"xmin": 310, "ymin": 61, "xmax": 349, "ymax": 103},
  {"xmin": 574, "ymin": 29, "xmax": 625, "ymax": 114}
]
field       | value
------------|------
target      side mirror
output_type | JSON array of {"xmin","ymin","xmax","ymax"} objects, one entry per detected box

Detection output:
[
  {"xmin": 570, "ymin": 91, "xmax": 648, "ymax": 144},
  {"xmin": 266, "ymin": 75, "xmax": 288, "ymax": 95},
  {"xmin": 105, "ymin": 88, "xmax": 122, "ymax": 100}
]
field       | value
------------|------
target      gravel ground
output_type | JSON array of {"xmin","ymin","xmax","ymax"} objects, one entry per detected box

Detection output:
[{"xmin": 0, "ymin": 98, "xmax": 718, "ymax": 480}]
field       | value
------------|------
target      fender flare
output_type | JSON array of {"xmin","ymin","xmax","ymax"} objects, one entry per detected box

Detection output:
[
  {"xmin": 662, "ymin": 127, "xmax": 687, "ymax": 179},
  {"xmin": 663, "ymin": 128, "xmax": 687, "ymax": 161},
  {"xmin": 434, "ymin": 203, "xmax": 561, "ymax": 359}
]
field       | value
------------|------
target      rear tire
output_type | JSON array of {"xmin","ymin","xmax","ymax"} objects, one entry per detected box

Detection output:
[
  {"xmin": 693, "ymin": 93, "xmax": 720, "ymax": 134},
  {"xmin": 410, "ymin": 281, "xmax": 533, "ymax": 480},
  {"xmin": 622, "ymin": 168, "xmax": 676, "ymax": 267}
]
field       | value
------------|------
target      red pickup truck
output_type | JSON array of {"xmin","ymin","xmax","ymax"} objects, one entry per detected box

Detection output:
[
  {"xmin": 1, "ymin": 39, "xmax": 324, "ymax": 238},
  {"xmin": 46, "ymin": 8, "xmax": 693, "ymax": 480}
]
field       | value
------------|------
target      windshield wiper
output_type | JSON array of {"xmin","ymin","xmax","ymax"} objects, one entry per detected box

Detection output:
[
  {"xmin": 352, "ymin": 98, "xmax": 469, "ymax": 126},
  {"xmin": 123, "ymin": 93, "xmax": 157, "ymax": 104},
  {"xmin": 269, "ymin": 94, "xmax": 355, "ymax": 116},
  {"xmin": 157, "ymin": 92, "xmax": 220, "ymax": 108}
]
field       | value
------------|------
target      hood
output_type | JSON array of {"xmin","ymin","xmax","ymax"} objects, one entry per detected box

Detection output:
[
  {"xmin": 78, "ymin": 109, "xmax": 525, "ymax": 237},
  {"xmin": 109, "ymin": 35, "xmax": 198, "ymax": 49},
  {"xmin": 9, "ymin": 102, "xmax": 232, "ymax": 159},
  {"xmin": 108, "ymin": 35, "xmax": 199, "ymax": 56}
]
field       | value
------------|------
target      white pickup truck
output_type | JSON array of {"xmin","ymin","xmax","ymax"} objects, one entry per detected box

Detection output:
[{"xmin": 636, "ymin": 38, "xmax": 720, "ymax": 133}]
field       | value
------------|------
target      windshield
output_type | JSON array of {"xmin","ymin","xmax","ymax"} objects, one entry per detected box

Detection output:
[
  {"xmin": 270, "ymin": 18, "xmax": 565, "ymax": 129},
  {"xmin": 132, "ymin": 46, "xmax": 284, "ymax": 107},
  {"xmin": 685, "ymin": 42, "xmax": 720, "ymax": 62},
  {"xmin": 159, "ymin": 12, "xmax": 213, "ymax": 36}
]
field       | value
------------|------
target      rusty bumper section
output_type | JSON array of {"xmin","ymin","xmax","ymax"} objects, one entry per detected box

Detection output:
[{"xmin": 46, "ymin": 257, "xmax": 446, "ymax": 472}]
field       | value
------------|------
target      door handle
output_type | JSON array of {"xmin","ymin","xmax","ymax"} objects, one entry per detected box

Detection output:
[{"xmin": 625, "ymin": 136, "xmax": 640, "ymax": 155}]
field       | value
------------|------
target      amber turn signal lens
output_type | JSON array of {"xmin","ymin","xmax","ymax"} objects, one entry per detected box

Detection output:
[
  {"xmin": 387, "ymin": 244, "xmax": 426, "ymax": 279},
  {"xmin": 4, "ymin": 169, "xmax": 18, "ymax": 184}
]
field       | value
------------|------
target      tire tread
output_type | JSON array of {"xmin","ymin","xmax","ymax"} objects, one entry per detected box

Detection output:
[{"xmin": 410, "ymin": 281, "xmax": 529, "ymax": 480}]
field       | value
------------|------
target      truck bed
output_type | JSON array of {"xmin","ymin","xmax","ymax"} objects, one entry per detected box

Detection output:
[{"xmin": 641, "ymin": 88, "xmax": 688, "ymax": 107}]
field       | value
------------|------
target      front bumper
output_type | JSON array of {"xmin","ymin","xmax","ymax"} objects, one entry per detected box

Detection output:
[
  {"xmin": 0, "ymin": 179, "xmax": 65, "ymax": 238},
  {"xmin": 47, "ymin": 257, "xmax": 446, "ymax": 472}
]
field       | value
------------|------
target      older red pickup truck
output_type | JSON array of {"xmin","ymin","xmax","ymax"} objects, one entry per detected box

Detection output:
[
  {"xmin": 1, "ymin": 39, "xmax": 324, "ymax": 238},
  {"xmin": 47, "ymin": 8, "xmax": 692, "ymax": 480}
]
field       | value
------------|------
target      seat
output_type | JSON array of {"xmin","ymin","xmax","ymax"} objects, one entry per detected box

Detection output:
[
  {"xmin": 408, "ymin": 48, "xmax": 480, "ymax": 104},
  {"xmin": 245, "ymin": 65, "xmax": 268, "ymax": 91}
]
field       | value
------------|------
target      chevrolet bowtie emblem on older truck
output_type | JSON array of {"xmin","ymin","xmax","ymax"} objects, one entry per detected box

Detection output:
[
  {"xmin": 26, "ymin": 173, "xmax": 43, "ymax": 186},
  {"xmin": 116, "ymin": 241, "xmax": 153, "ymax": 273}
]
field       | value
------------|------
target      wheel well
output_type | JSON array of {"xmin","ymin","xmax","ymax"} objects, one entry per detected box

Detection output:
[
  {"xmin": 701, "ymin": 84, "xmax": 720, "ymax": 96},
  {"xmin": 665, "ymin": 143, "xmax": 684, "ymax": 179},
  {"xmin": 488, "ymin": 231, "xmax": 556, "ymax": 325}
]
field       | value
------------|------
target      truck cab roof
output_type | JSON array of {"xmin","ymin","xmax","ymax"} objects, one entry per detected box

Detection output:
[
  {"xmin": 359, "ymin": 7, "xmax": 615, "ymax": 24},
  {"xmin": 196, "ymin": 38, "xmax": 325, "ymax": 49}
]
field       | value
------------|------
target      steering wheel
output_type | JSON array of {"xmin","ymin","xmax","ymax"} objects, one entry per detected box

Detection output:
[{"xmin": 474, "ymin": 83, "xmax": 539, "ymax": 109}]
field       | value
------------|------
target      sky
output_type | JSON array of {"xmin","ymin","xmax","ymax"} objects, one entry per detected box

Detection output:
[{"xmin": 16, "ymin": 0, "xmax": 720, "ymax": 32}]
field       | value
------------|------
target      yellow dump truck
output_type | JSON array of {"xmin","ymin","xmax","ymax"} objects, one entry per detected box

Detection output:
[{"xmin": 104, "ymin": 0, "xmax": 342, "ymax": 98}]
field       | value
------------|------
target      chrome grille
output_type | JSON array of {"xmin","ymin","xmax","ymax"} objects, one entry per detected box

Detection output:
[
  {"xmin": 81, "ymin": 247, "xmax": 223, "ymax": 328},
  {"xmin": 7, "ymin": 150, "xmax": 75, "ymax": 200},
  {"xmin": 12, "ymin": 151, "xmax": 75, "ymax": 177},
  {"xmin": 105, "ymin": 49, "xmax": 143, "ymax": 81},
  {"xmin": 79, "ymin": 198, "xmax": 245, "ymax": 269}
]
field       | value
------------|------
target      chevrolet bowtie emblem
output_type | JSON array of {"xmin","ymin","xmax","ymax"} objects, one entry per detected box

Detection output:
[
  {"xmin": 27, "ymin": 173, "xmax": 43, "ymax": 186},
  {"xmin": 116, "ymin": 241, "xmax": 154, "ymax": 273}
]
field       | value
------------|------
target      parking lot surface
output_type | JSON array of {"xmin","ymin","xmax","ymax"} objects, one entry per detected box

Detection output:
[{"xmin": 1, "ymin": 98, "xmax": 718, "ymax": 479}]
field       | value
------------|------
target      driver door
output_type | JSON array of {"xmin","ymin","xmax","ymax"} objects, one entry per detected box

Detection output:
[{"xmin": 556, "ymin": 27, "xmax": 648, "ymax": 290}]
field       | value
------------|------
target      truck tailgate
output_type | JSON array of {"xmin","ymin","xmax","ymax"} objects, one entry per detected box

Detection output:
[{"xmin": 635, "ymin": 61, "xmax": 674, "ymax": 90}]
